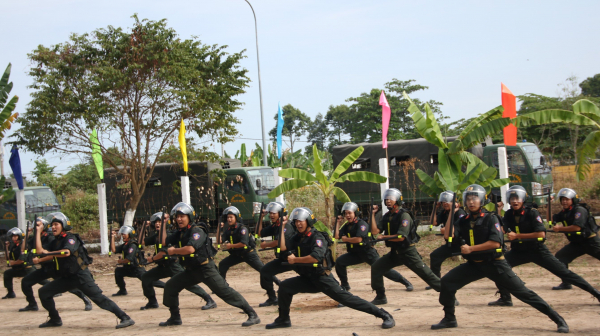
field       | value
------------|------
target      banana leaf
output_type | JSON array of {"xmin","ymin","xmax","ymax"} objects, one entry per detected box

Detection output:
[
  {"xmin": 450, "ymin": 118, "xmax": 512, "ymax": 154},
  {"xmin": 331, "ymin": 186, "xmax": 351, "ymax": 203},
  {"xmin": 277, "ymin": 168, "xmax": 318, "ymax": 182},
  {"xmin": 576, "ymin": 131, "xmax": 600, "ymax": 181},
  {"xmin": 267, "ymin": 179, "xmax": 310, "ymax": 198},
  {"xmin": 515, "ymin": 110, "xmax": 597, "ymax": 128},
  {"xmin": 330, "ymin": 146, "xmax": 365, "ymax": 181},
  {"xmin": 437, "ymin": 148, "xmax": 458, "ymax": 190},
  {"xmin": 312, "ymin": 144, "xmax": 328, "ymax": 188},
  {"xmin": 334, "ymin": 171, "xmax": 387, "ymax": 184}
]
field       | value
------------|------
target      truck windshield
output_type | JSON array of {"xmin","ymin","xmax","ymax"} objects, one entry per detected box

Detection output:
[
  {"xmin": 247, "ymin": 169, "xmax": 275, "ymax": 196},
  {"xmin": 24, "ymin": 189, "xmax": 60, "ymax": 209},
  {"xmin": 522, "ymin": 145, "xmax": 547, "ymax": 169}
]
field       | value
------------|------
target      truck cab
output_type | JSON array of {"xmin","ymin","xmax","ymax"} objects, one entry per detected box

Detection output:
[
  {"xmin": 482, "ymin": 142, "xmax": 552, "ymax": 204},
  {"xmin": 219, "ymin": 167, "xmax": 276, "ymax": 223},
  {"xmin": 0, "ymin": 186, "xmax": 61, "ymax": 231}
]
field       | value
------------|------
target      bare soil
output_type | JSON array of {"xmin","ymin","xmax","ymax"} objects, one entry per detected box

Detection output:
[{"xmin": 1, "ymin": 234, "xmax": 599, "ymax": 335}]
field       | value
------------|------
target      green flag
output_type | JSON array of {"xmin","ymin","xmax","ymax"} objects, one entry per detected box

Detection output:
[{"xmin": 90, "ymin": 129, "xmax": 103, "ymax": 180}]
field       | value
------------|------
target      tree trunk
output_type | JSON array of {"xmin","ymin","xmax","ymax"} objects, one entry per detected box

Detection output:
[{"xmin": 124, "ymin": 209, "xmax": 136, "ymax": 227}]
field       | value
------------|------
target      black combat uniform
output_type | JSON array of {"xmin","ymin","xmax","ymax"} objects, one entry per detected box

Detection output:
[
  {"xmin": 219, "ymin": 223, "xmax": 278, "ymax": 293},
  {"xmin": 113, "ymin": 238, "xmax": 164, "ymax": 294},
  {"xmin": 20, "ymin": 231, "xmax": 91, "ymax": 310},
  {"xmin": 491, "ymin": 206, "xmax": 600, "ymax": 304},
  {"xmin": 270, "ymin": 227, "xmax": 394, "ymax": 329},
  {"xmin": 553, "ymin": 204, "xmax": 600, "ymax": 288},
  {"xmin": 371, "ymin": 209, "xmax": 440, "ymax": 301},
  {"xmin": 435, "ymin": 209, "xmax": 567, "ymax": 331},
  {"xmin": 3, "ymin": 240, "xmax": 35, "ymax": 298},
  {"xmin": 258, "ymin": 219, "xmax": 295, "ymax": 305},
  {"xmin": 140, "ymin": 230, "xmax": 215, "ymax": 309},
  {"xmin": 38, "ymin": 231, "xmax": 133, "ymax": 327},
  {"xmin": 429, "ymin": 208, "xmax": 467, "ymax": 278},
  {"xmin": 162, "ymin": 223, "xmax": 258, "ymax": 326},
  {"xmin": 335, "ymin": 218, "xmax": 411, "ymax": 290}
]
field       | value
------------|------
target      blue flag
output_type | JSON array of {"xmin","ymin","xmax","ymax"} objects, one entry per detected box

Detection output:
[
  {"xmin": 277, "ymin": 102, "xmax": 284, "ymax": 159},
  {"xmin": 9, "ymin": 146, "xmax": 23, "ymax": 190}
]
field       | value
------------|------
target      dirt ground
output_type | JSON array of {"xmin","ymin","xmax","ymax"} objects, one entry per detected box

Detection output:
[{"xmin": 1, "ymin": 234, "xmax": 599, "ymax": 335}]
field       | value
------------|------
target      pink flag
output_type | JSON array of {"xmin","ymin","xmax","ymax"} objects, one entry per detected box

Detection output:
[{"xmin": 379, "ymin": 90, "xmax": 391, "ymax": 148}]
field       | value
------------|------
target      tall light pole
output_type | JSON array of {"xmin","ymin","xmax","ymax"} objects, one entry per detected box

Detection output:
[{"xmin": 244, "ymin": 0, "xmax": 268, "ymax": 167}]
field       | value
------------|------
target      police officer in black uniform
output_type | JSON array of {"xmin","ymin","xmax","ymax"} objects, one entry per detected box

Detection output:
[
  {"xmin": 140, "ymin": 211, "xmax": 216, "ymax": 310},
  {"xmin": 19, "ymin": 217, "xmax": 92, "ymax": 312},
  {"xmin": 431, "ymin": 184, "xmax": 568, "ymax": 333},
  {"xmin": 218, "ymin": 206, "xmax": 279, "ymax": 298},
  {"xmin": 265, "ymin": 207, "xmax": 395, "ymax": 329},
  {"xmin": 551, "ymin": 188, "xmax": 600, "ymax": 290},
  {"xmin": 371, "ymin": 188, "xmax": 440, "ymax": 305},
  {"xmin": 489, "ymin": 185, "xmax": 600, "ymax": 306},
  {"xmin": 335, "ymin": 202, "xmax": 411, "ymax": 294},
  {"xmin": 257, "ymin": 201, "xmax": 295, "ymax": 307},
  {"xmin": 35, "ymin": 212, "xmax": 134, "ymax": 328},
  {"xmin": 110, "ymin": 225, "xmax": 164, "ymax": 296},
  {"xmin": 3, "ymin": 227, "xmax": 34, "ymax": 299},
  {"xmin": 427, "ymin": 191, "xmax": 466, "ymax": 290},
  {"xmin": 159, "ymin": 202, "xmax": 260, "ymax": 327}
]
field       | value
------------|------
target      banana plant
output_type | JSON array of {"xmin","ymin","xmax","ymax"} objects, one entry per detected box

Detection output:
[
  {"xmin": 406, "ymin": 92, "xmax": 510, "ymax": 209},
  {"xmin": 513, "ymin": 99, "xmax": 600, "ymax": 181},
  {"xmin": 0, "ymin": 64, "xmax": 19, "ymax": 140},
  {"xmin": 268, "ymin": 143, "xmax": 387, "ymax": 229}
]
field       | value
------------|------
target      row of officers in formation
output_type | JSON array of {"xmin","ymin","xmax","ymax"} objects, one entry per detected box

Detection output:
[{"xmin": 2, "ymin": 184, "xmax": 600, "ymax": 333}]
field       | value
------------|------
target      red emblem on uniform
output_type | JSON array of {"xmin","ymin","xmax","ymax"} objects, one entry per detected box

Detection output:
[
  {"xmin": 360, "ymin": 225, "xmax": 366, "ymax": 231},
  {"xmin": 536, "ymin": 216, "xmax": 542, "ymax": 223},
  {"xmin": 193, "ymin": 233, "xmax": 200, "ymax": 240},
  {"xmin": 128, "ymin": 247, "xmax": 134, "ymax": 254},
  {"xmin": 316, "ymin": 239, "xmax": 322, "ymax": 247},
  {"xmin": 575, "ymin": 212, "xmax": 581, "ymax": 219},
  {"xmin": 241, "ymin": 228, "xmax": 247, "ymax": 235},
  {"xmin": 402, "ymin": 219, "xmax": 409, "ymax": 227},
  {"xmin": 495, "ymin": 223, "xmax": 501, "ymax": 232},
  {"xmin": 68, "ymin": 238, "xmax": 75, "ymax": 245}
]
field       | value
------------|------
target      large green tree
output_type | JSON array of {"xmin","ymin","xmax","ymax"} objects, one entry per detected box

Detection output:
[
  {"xmin": 14, "ymin": 16, "xmax": 249, "ymax": 224},
  {"xmin": 345, "ymin": 79, "xmax": 442, "ymax": 143}
]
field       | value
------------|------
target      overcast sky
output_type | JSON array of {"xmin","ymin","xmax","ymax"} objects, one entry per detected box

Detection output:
[{"xmin": 2, "ymin": 0, "xmax": 600, "ymax": 179}]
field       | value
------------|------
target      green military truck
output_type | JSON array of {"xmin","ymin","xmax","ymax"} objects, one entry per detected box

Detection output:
[
  {"xmin": 332, "ymin": 137, "xmax": 552, "ymax": 219},
  {"xmin": 0, "ymin": 183, "xmax": 61, "ymax": 232},
  {"xmin": 104, "ymin": 160, "xmax": 275, "ymax": 231}
]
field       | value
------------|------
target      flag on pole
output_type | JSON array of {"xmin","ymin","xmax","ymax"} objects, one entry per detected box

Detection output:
[
  {"xmin": 379, "ymin": 91, "xmax": 391, "ymax": 148},
  {"xmin": 90, "ymin": 129, "xmax": 104, "ymax": 180},
  {"xmin": 9, "ymin": 146, "xmax": 23, "ymax": 190},
  {"xmin": 277, "ymin": 102, "xmax": 284, "ymax": 159},
  {"xmin": 501, "ymin": 83, "xmax": 517, "ymax": 146},
  {"xmin": 179, "ymin": 119, "xmax": 188, "ymax": 172}
]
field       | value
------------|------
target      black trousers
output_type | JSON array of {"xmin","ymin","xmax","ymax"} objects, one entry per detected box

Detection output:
[
  {"xmin": 497, "ymin": 246, "xmax": 598, "ymax": 299},
  {"xmin": 22, "ymin": 267, "xmax": 87, "ymax": 306},
  {"xmin": 219, "ymin": 250, "xmax": 279, "ymax": 292},
  {"xmin": 4, "ymin": 267, "xmax": 35, "ymax": 292},
  {"xmin": 335, "ymin": 248, "xmax": 408, "ymax": 286},
  {"xmin": 555, "ymin": 236, "xmax": 600, "ymax": 285},
  {"xmin": 278, "ymin": 272, "xmax": 381, "ymax": 320},
  {"xmin": 260, "ymin": 258, "xmax": 294, "ymax": 294},
  {"xmin": 163, "ymin": 260, "xmax": 252, "ymax": 313},
  {"xmin": 141, "ymin": 262, "xmax": 211, "ymax": 301},
  {"xmin": 429, "ymin": 244, "xmax": 460, "ymax": 278},
  {"xmin": 39, "ymin": 269, "xmax": 127, "ymax": 320},
  {"xmin": 371, "ymin": 246, "xmax": 441, "ymax": 291},
  {"xmin": 440, "ymin": 259, "xmax": 559, "ymax": 319},
  {"xmin": 115, "ymin": 266, "xmax": 165, "ymax": 291}
]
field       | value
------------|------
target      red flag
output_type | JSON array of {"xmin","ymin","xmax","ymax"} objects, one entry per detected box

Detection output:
[
  {"xmin": 379, "ymin": 91, "xmax": 391, "ymax": 148},
  {"xmin": 501, "ymin": 83, "xmax": 517, "ymax": 146}
]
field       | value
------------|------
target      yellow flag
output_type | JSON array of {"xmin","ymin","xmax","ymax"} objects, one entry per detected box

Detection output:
[{"xmin": 178, "ymin": 119, "xmax": 188, "ymax": 172}]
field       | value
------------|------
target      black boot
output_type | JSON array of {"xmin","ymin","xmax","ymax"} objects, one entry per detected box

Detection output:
[
  {"xmin": 112, "ymin": 289, "xmax": 128, "ymax": 296},
  {"xmin": 431, "ymin": 317, "xmax": 458, "ymax": 330},
  {"xmin": 488, "ymin": 291, "xmax": 513, "ymax": 306},
  {"xmin": 83, "ymin": 296, "xmax": 93, "ymax": 311},
  {"xmin": 19, "ymin": 304, "xmax": 39, "ymax": 312},
  {"xmin": 242, "ymin": 308, "xmax": 261, "ymax": 327},
  {"xmin": 377, "ymin": 308, "xmax": 395, "ymax": 329},
  {"xmin": 2, "ymin": 291, "xmax": 16, "ymax": 299},
  {"xmin": 116, "ymin": 315, "xmax": 135, "ymax": 329},
  {"xmin": 552, "ymin": 282, "xmax": 572, "ymax": 290},
  {"xmin": 549, "ymin": 312, "xmax": 569, "ymax": 333},
  {"xmin": 39, "ymin": 316, "xmax": 63, "ymax": 328},
  {"xmin": 201, "ymin": 296, "xmax": 217, "ymax": 310},
  {"xmin": 371, "ymin": 288, "xmax": 387, "ymax": 305},
  {"xmin": 398, "ymin": 276, "xmax": 413, "ymax": 291},
  {"xmin": 259, "ymin": 290, "xmax": 278, "ymax": 307},
  {"xmin": 425, "ymin": 286, "xmax": 433, "ymax": 290},
  {"xmin": 593, "ymin": 289, "xmax": 600, "ymax": 304},
  {"xmin": 141, "ymin": 297, "xmax": 160, "ymax": 310},
  {"xmin": 159, "ymin": 307, "xmax": 182, "ymax": 326},
  {"xmin": 266, "ymin": 316, "xmax": 292, "ymax": 329}
]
